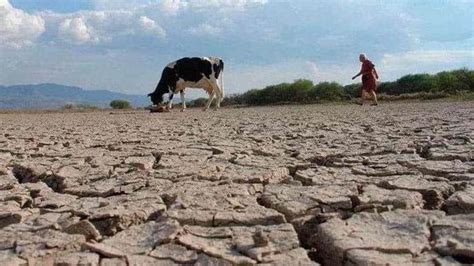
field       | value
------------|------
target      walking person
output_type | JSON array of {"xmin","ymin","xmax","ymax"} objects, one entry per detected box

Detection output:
[{"xmin": 352, "ymin": 54, "xmax": 379, "ymax": 105}]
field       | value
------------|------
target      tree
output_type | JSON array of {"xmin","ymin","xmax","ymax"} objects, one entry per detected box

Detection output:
[{"xmin": 110, "ymin": 99, "xmax": 131, "ymax": 109}]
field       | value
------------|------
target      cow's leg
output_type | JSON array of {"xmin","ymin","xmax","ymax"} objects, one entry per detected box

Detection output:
[
  {"xmin": 168, "ymin": 93, "xmax": 174, "ymax": 109},
  {"xmin": 209, "ymin": 80, "xmax": 222, "ymax": 110},
  {"xmin": 215, "ymin": 77, "xmax": 225, "ymax": 109},
  {"xmin": 180, "ymin": 91, "xmax": 186, "ymax": 112},
  {"xmin": 216, "ymin": 82, "xmax": 224, "ymax": 109},
  {"xmin": 203, "ymin": 93, "xmax": 215, "ymax": 111},
  {"xmin": 214, "ymin": 89, "xmax": 222, "ymax": 110}
]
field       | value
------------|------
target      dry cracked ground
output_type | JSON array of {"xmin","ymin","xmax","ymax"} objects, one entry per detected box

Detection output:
[{"xmin": 0, "ymin": 101, "xmax": 473, "ymax": 266}]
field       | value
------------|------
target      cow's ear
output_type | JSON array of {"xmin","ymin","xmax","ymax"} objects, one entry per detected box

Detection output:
[{"xmin": 147, "ymin": 93, "xmax": 153, "ymax": 97}]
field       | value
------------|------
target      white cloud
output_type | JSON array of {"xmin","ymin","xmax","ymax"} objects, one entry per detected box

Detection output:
[
  {"xmin": 55, "ymin": 10, "xmax": 166, "ymax": 44},
  {"xmin": 0, "ymin": 0, "xmax": 268, "ymax": 48},
  {"xmin": 306, "ymin": 61, "xmax": 355, "ymax": 85},
  {"xmin": 139, "ymin": 16, "xmax": 166, "ymax": 37},
  {"xmin": 225, "ymin": 60, "xmax": 320, "ymax": 93},
  {"xmin": 0, "ymin": 0, "xmax": 45, "ymax": 48},
  {"xmin": 381, "ymin": 50, "xmax": 474, "ymax": 74},
  {"xmin": 93, "ymin": 0, "xmax": 151, "ymax": 10},
  {"xmin": 159, "ymin": 0, "xmax": 186, "ymax": 15},
  {"xmin": 92, "ymin": 0, "xmax": 267, "ymax": 13},
  {"xmin": 382, "ymin": 50, "xmax": 474, "ymax": 66},
  {"xmin": 0, "ymin": 0, "xmax": 12, "ymax": 8},
  {"xmin": 363, "ymin": 50, "xmax": 474, "ymax": 81},
  {"xmin": 151, "ymin": 0, "xmax": 269, "ymax": 16},
  {"xmin": 186, "ymin": 0, "xmax": 268, "ymax": 10},
  {"xmin": 2, "ymin": 0, "xmax": 471, "ymax": 95},
  {"xmin": 48, "ymin": 0, "xmax": 267, "ymax": 45},
  {"xmin": 59, "ymin": 17, "xmax": 100, "ymax": 44},
  {"xmin": 187, "ymin": 23, "xmax": 222, "ymax": 36}
]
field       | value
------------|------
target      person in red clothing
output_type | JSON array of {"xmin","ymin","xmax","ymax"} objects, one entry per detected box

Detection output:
[{"xmin": 352, "ymin": 54, "xmax": 379, "ymax": 105}]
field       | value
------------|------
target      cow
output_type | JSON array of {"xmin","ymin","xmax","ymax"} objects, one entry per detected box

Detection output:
[{"xmin": 148, "ymin": 57, "xmax": 224, "ymax": 111}]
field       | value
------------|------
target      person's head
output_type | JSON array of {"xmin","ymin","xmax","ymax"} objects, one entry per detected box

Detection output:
[{"xmin": 359, "ymin": 53, "xmax": 367, "ymax": 62}]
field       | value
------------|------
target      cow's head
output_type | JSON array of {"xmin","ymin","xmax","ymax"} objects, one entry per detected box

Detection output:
[
  {"xmin": 148, "ymin": 92, "xmax": 163, "ymax": 106},
  {"xmin": 148, "ymin": 82, "xmax": 170, "ymax": 106}
]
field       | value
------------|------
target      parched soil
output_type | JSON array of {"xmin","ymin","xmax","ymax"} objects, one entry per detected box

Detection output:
[{"xmin": 0, "ymin": 101, "xmax": 473, "ymax": 265}]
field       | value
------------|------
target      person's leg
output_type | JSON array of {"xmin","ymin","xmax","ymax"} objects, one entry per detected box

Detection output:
[
  {"xmin": 360, "ymin": 90, "xmax": 366, "ymax": 105},
  {"xmin": 370, "ymin": 90, "xmax": 378, "ymax": 105}
]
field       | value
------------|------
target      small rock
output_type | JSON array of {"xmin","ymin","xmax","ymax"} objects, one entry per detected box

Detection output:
[
  {"xmin": 149, "ymin": 243, "xmax": 198, "ymax": 263},
  {"xmin": 124, "ymin": 156, "xmax": 156, "ymax": 170},
  {"xmin": 100, "ymin": 258, "xmax": 127, "ymax": 266},
  {"xmin": 101, "ymin": 219, "xmax": 181, "ymax": 255},
  {"xmin": 82, "ymin": 242, "xmax": 126, "ymax": 258},
  {"xmin": 64, "ymin": 220, "xmax": 102, "ymax": 241},
  {"xmin": 355, "ymin": 184, "xmax": 424, "ymax": 212},
  {"xmin": 314, "ymin": 209, "xmax": 445, "ymax": 265},
  {"xmin": 259, "ymin": 184, "xmax": 357, "ymax": 221},
  {"xmin": 253, "ymin": 230, "xmax": 269, "ymax": 247},
  {"xmin": 54, "ymin": 252, "xmax": 100, "ymax": 266},
  {"xmin": 378, "ymin": 175, "xmax": 455, "ymax": 209},
  {"xmin": 0, "ymin": 250, "xmax": 27, "ymax": 266},
  {"xmin": 432, "ymin": 213, "xmax": 474, "ymax": 262},
  {"xmin": 444, "ymin": 186, "xmax": 474, "ymax": 215}
]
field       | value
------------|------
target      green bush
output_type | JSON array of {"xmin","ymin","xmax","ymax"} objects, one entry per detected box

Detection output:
[
  {"xmin": 221, "ymin": 94, "xmax": 245, "ymax": 106},
  {"xmin": 378, "ymin": 81, "xmax": 398, "ymax": 95},
  {"xmin": 110, "ymin": 99, "xmax": 131, "ymax": 109},
  {"xmin": 343, "ymin": 83, "xmax": 361, "ymax": 99},
  {"xmin": 309, "ymin": 82, "xmax": 345, "ymax": 102},
  {"xmin": 288, "ymin": 79, "xmax": 313, "ymax": 103},
  {"xmin": 451, "ymin": 68, "xmax": 474, "ymax": 91},
  {"xmin": 62, "ymin": 104, "xmax": 75, "ymax": 110},
  {"xmin": 449, "ymin": 91, "xmax": 474, "ymax": 101},
  {"xmin": 378, "ymin": 69, "xmax": 473, "ymax": 95},
  {"xmin": 187, "ymin": 98, "xmax": 208, "ymax": 107},
  {"xmin": 377, "ymin": 92, "xmax": 449, "ymax": 101},
  {"xmin": 218, "ymin": 68, "xmax": 472, "ymax": 107}
]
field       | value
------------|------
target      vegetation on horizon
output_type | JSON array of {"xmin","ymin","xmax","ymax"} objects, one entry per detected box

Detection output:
[
  {"xmin": 187, "ymin": 68, "xmax": 473, "ymax": 107},
  {"xmin": 62, "ymin": 103, "xmax": 100, "ymax": 110},
  {"xmin": 110, "ymin": 99, "xmax": 131, "ymax": 109}
]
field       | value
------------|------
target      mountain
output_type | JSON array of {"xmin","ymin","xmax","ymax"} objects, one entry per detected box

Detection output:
[{"xmin": 0, "ymin": 83, "xmax": 150, "ymax": 109}]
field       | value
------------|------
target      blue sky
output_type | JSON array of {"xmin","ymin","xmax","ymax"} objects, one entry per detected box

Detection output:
[{"xmin": 1, "ymin": 0, "xmax": 473, "ymax": 97}]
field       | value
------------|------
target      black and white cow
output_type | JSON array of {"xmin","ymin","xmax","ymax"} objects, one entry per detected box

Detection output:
[{"xmin": 148, "ymin": 57, "xmax": 224, "ymax": 111}]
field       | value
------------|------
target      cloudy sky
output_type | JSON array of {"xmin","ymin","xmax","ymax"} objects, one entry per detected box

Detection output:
[{"xmin": 1, "ymin": 0, "xmax": 473, "ymax": 96}]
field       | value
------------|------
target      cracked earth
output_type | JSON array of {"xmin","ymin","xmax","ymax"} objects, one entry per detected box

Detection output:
[{"xmin": 0, "ymin": 101, "xmax": 473, "ymax": 265}]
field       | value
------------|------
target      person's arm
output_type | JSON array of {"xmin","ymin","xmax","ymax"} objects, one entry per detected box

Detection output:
[
  {"xmin": 373, "ymin": 68, "xmax": 379, "ymax": 79},
  {"xmin": 352, "ymin": 72, "xmax": 361, "ymax": 80},
  {"xmin": 353, "ymin": 68, "xmax": 377, "ymax": 80},
  {"xmin": 352, "ymin": 70, "xmax": 373, "ymax": 79},
  {"xmin": 352, "ymin": 65, "xmax": 364, "ymax": 79},
  {"xmin": 352, "ymin": 61, "xmax": 372, "ymax": 79}
]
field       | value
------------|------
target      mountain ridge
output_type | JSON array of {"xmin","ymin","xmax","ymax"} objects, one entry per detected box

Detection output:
[{"xmin": 0, "ymin": 83, "xmax": 150, "ymax": 109}]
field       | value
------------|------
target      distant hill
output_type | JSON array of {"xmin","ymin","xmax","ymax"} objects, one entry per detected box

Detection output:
[{"xmin": 0, "ymin": 83, "xmax": 150, "ymax": 109}]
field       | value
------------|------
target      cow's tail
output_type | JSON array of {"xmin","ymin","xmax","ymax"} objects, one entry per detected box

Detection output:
[{"xmin": 219, "ymin": 59, "xmax": 224, "ymax": 98}]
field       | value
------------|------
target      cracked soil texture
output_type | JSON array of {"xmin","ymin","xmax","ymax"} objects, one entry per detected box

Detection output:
[{"xmin": 0, "ymin": 101, "xmax": 473, "ymax": 265}]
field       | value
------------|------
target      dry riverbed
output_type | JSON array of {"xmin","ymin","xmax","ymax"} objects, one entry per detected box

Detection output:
[{"xmin": 0, "ymin": 101, "xmax": 473, "ymax": 265}]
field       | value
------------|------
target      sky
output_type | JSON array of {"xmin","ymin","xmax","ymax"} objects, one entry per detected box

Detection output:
[{"xmin": 0, "ymin": 0, "xmax": 473, "ymax": 97}]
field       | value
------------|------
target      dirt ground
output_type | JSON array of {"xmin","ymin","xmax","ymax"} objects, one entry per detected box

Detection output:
[{"xmin": 1, "ymin": 101, "xmax": 473, "ymax": 265}]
